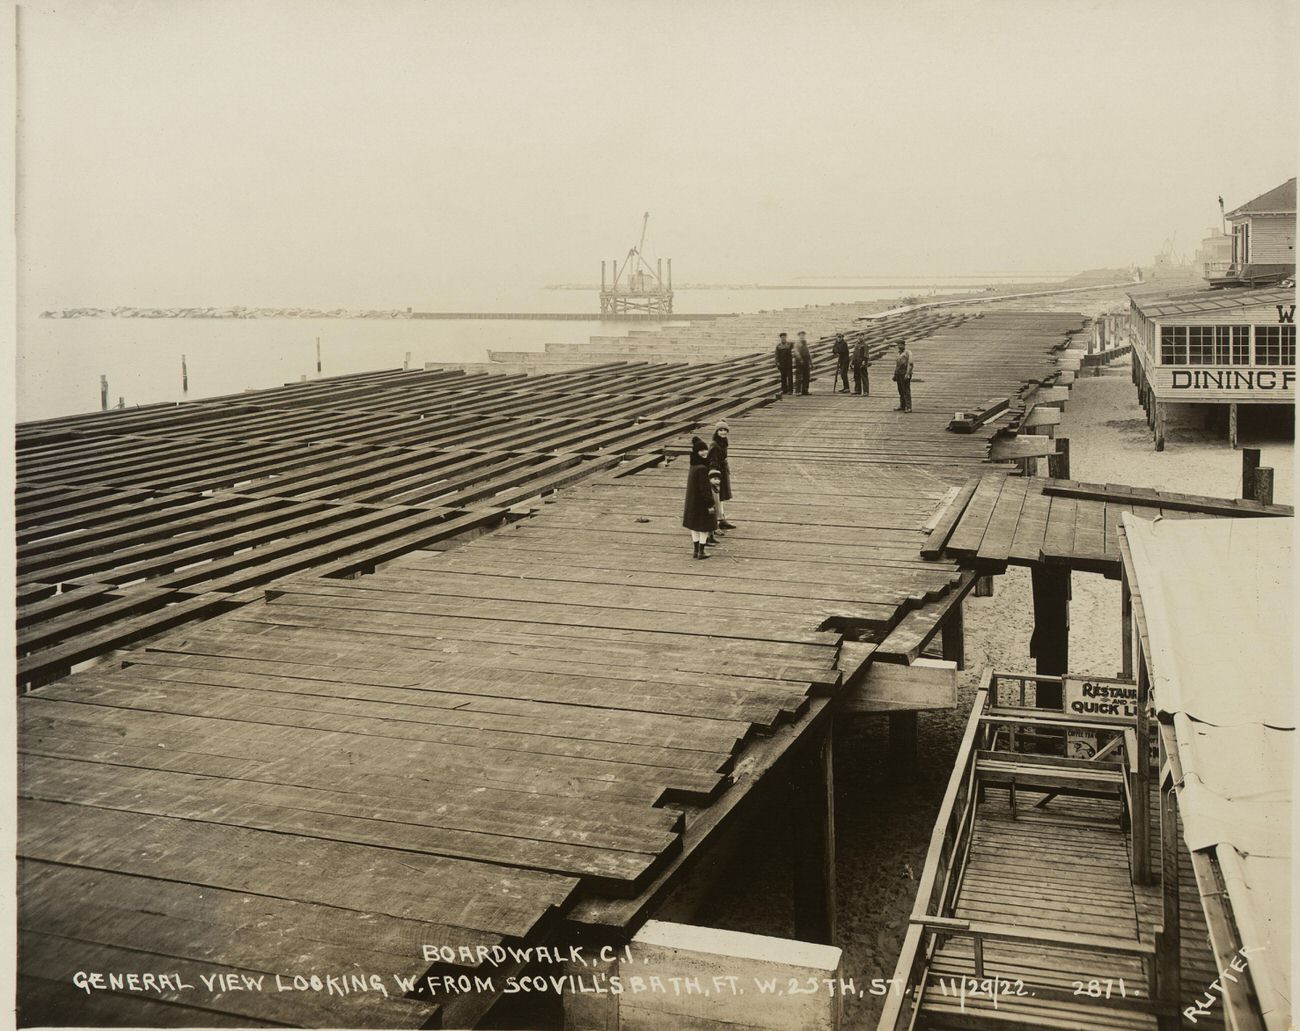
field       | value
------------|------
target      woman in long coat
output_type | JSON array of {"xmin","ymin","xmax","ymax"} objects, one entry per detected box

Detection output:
[
  {"xmin": 682, "ymin": 435, "xmax": 715, "ymax": 560},
  {"xmin": 708, "ymin": 420, "xmax": 735, "ymax": 530}
]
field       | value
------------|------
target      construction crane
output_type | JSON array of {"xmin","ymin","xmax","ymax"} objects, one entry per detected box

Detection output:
[{"xmin": 600, "ymin": 212, "xmax": 674, "ymax": 317}]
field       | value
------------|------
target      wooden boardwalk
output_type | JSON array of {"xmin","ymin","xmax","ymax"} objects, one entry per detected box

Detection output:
[
  {"xmin": 17, "ymin": 308, "xmax": 1091, "ymax": 1027},
  {"xmin": 927, "ymin": 475, "xmax": 1293, "ymax": 577},
  {"xmin": 17, "ymin": 309, "xmax": 986, "ymax": 691}
]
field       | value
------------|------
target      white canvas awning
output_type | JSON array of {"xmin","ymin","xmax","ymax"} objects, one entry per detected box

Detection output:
[{"xmin": 1123, "ymin": 514, "xmax": 1293, "ymax": 1031}]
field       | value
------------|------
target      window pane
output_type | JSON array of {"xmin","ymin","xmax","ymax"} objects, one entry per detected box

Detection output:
[
  {"xmin": 1255, "ymin": 326, "xmax": 1281, "ymax": 365},
  {"xmin": 1233, "ymin": 326, "xmax": 1250, "ymax": 365},
  {"xmin": 1161, "ymin": 326, "xmax": 1187, "ymax": 364}
]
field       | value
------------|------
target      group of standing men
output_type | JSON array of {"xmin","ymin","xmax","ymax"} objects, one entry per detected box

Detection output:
[{"xmin": 773, "ymin": 331, "xmax": 913, "ymax": 411}]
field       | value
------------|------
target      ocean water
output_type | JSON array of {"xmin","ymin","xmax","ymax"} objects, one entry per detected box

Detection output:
[{"xmin": 15, "ymin": 282, "xmax": 1042, "ymax": 421}]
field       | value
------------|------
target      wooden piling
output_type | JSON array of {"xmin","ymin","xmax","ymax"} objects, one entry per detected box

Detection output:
[
  {"xmin": 973, "ymin": 575, "xmax": 994, "ymax": 597},
  {"xmin": 792, "ymin": 727, "xmax": 837, "ymax": 945},
  {"xmin": 1153, "ymin": 403, "xmax": 1166, "ymax": 452},
  {"xmin": 941, "ymin": 602, "xmax": 965, "ymax": 671},
  {"xmin": 316, "ymin": 338, "xmax": 322, "ymax": 375},
  {"xmin": 1120, "ymin": 572, "xmax": 1133, "ymax": 680},
  {"xmin": 1030, "ymin": 566, "xmax": 1069, "ymax": 706},
  {"xmin": 1228, "ymin": 403, "xmax": 1238, "ymax": 448},
  {"xmin": 1133, "ymin": 661, "xmax": 1153, "ymax": 885},
  {"xmin": 1241, "ymin": 447, "xmax": 1261, "ymax": 498},
  {"xmin": 181, "ymin": 354, "xmax": 189, "ymax": 394},
  {"xmin": 99, "ymin": 375, "xmax": 108, "ymax": 412},
  {"xmin": 1252, "ymin": 467, "xmax": 1274, "ymax": 506},
  {"xmin": 1048, "ymin": 437, "xmax": 1070, "ymax": 479}
]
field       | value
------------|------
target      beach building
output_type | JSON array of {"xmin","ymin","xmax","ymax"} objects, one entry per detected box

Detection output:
[
  {"xmin": 1207, "ymin": 177, "xmax": 1296, "ymax": 289},
  {"xmin": 1195, "ymin": 228, "xmax": 1233, "ymax": 283},
  {"xmin": 1126, "ymin": 286, "xmax": 1295, "ymax": 449}
]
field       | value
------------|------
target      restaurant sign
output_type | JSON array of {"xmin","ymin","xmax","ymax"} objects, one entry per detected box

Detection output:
[{"xmin": 1063, "ymin": 677, "xmax": 1138, "ymax": 720}]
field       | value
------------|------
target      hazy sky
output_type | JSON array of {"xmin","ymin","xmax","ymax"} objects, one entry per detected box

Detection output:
[{"xmin": 16, "ymin": 0, "xmax": 1298, "ymax": 312}]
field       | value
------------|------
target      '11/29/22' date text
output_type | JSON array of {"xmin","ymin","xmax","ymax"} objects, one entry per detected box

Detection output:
[{"xmin": 934, "ymin": 976, "xmax": 1133, "ymax": 1011}]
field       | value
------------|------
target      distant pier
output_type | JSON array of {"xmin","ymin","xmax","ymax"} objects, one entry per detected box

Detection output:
[{"xmin": 411, "ymin": 311, "xmax": 730, "ymax": 321}]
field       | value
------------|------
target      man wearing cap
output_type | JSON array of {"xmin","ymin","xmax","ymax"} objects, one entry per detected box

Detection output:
[
  {"xmin": 773, "ymin": 332, "xmax": 794, "ymax": 394},
  {"xmin": 851, "ymin": 338, "xmax": 870, "ymax": 395},
  {"xmin": 794, "ymin": 331, "xmax": 812, "ymax": 396},
  {"xmin": 708, "ymin": 420, "xmax": 735, "ymax": 530},
  {"xmin": 893, "ymin": 338, "xmax": 913, "ymax": 412},
  {"xmin": 832, "ymin": 334, "xmax": 851, "ymax": 393}
]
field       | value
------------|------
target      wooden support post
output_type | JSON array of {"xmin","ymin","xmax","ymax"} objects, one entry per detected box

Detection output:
[
  {"xmin": 973, "ymin": 575, "xmax": 994, "ymax": 597},
  {"xmin": 1228, "ymin": 403, "xmax": 1238, "ymax": 449},
  {"xmin": 181, "ymin": 354, "xmax": 189, "ymax": 394},
  {"xmin": 1120, "ymin": 573, "xmax": 1134, "ymax": 680},
  {"xmin": 941, "ymin": 602, "xmax": 965, "ymax": 671},
  {"xmin": 1030, "ymin": 566, "xmax": 1069, "ymax": 708},
  {"xmin": 887, "ymin": 711, "xmax": 919, "ymax": 784},
  {"xmin": 99, "ymin": 374, "xmax": 108, "ymax": 411},
  {"xmin": 1048, "ymin": 437, "xmax": 1070, "ymax": 479},
  {"xmin": 1157, "ymin": 764, "xmax": 1181, "ymax": 1029},
  {"xmin": 1133, "ymin": 660, "xmax": 1153, "ymax": 885},
  {"xmin": 1241, "ymin": 447, "xmax": 1261, "ymax": 498},
  {"xmin": 403, "ymin": 351, "xmax": 411, "ymax": 371},
  {"xmin": 1154, "ymin": 403, "xmax": 1166, "ymax": 452},
  {"xmin": 792, "ymin": 726, "xmax": 837, "ymax": 945},
  {"xmin": 315, "ymin": 337, "xmax": 322, "ymax": 374},
  {"xmin": 1252, "ymin": 467, "xmax": 1274, "ymax": 506}
]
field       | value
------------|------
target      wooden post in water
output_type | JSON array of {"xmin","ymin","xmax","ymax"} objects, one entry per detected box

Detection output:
[
  {"xmin": 791, "ymin": 726, "xmax": 837, "ymax": 945},
  {"xmin": 1241, "ymin": 447, "xmax": 1260, "ymax": 498},
  {"xmin": 404, "ymin": 351, "xmax": 411, "ymax": 371},
  {"xmin": 100, "ymin": 375, "xmax": 108, "ymax": 411},
  {"xmin": 181, "ymin": 354, "xmax": 189, "ymax": 394},
  {"xmin": 316, "ymin": 338, "xmax": 322, "ymax": 375}
]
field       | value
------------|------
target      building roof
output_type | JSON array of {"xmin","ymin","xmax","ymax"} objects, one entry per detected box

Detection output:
[
  {"xmin": 1122, "ymin": 514, "xmax": 1293, "ymax": 1031},
  {"xmin": 1130, "ymin": 286, "xmax": 1294, "ymax": 319},
  {"xmin": 1226, "ymin": 177, "xmax": 1296, "ymax": 219}
]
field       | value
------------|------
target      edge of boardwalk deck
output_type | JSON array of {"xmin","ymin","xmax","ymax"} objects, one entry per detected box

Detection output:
[{"xmin": 16, "ymin": 307, "xmax": 1096, "ymax": 1028}]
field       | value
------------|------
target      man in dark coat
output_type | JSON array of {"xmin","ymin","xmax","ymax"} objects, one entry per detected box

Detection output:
[
  {"xmin": 708, "ymin": 421, "xmax": 735, "ymax": 530},
  {"xmin": 682, "ymin": 435, "xmax": 715, "ymax": 559},
  {"xmin": 893, "ymin": 338, "xmax": 913, "ymax": 412},
  {"xmin": 832, "ymin": 334, "xmax": 850, "ymax": 393},
  {"xmin": 851, "ymin": 339, "xmax": 870, "ymax": 395},
  {"xmin": 773, "ymin": 333, "xmax": 794, "ymax": 394},
  {"xmin": 794, "ymin": 331, "xmax": 812, "ymax": 396}
]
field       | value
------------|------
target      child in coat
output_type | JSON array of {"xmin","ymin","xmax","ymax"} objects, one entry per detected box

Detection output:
[
  {"xmin": 708, "ymin": 420, "xmax": 735, "ymax": 530},
  {"xmin": 682, "ymin": 435, "xmax": 715, "ymax": 559}
]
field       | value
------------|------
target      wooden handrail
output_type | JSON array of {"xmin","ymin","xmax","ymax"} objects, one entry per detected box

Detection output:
[
  {"xmin": 877, "ymin": 683, "xmax": 991, "ymax": 1030},
  {"xmin": 909, "ymin": 916, "xmax": 1157, "ymax": 957}
]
